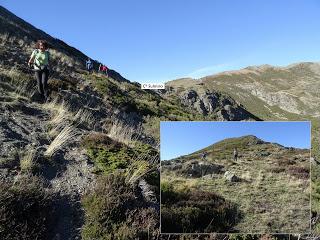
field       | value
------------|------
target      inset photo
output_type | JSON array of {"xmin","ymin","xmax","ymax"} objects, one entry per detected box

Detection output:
[{"xmin": 160, "ymin": 121, "xmax": 311, "ymax": 234}]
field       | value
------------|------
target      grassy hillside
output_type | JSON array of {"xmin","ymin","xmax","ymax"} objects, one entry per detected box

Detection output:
[{"xmin": 161, "ymin": 136, "xmax": 310, "ymax": 233}]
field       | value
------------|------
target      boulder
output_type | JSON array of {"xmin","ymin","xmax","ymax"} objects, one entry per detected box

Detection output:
[
  {"xmin": 258, "ymin": 151, "xmax": 271, "ymax": 157},
  {"xmin": 224, "ymin": 171, "xmax": 240, "ymax": 182}
]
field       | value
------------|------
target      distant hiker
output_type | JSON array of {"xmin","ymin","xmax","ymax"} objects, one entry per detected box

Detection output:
[
  {"xmin": 28, "ymin": 39, "xmax": 51, "ymax": 101},
  {"xmin": 86, "ymin": 58, "xmax": 93, "ymax": 73},
  {"xmin": 233, "ymin": 148, "xmax": 238, "ymax": 161},
  {"xmin": 201, "ymin": 152, "xmax": 207, "ymax": 161},
  {"xmin": 103, "ymin": 65, "xmax": 109, "ymax": 77},
  {"xmin": 99, "ymin": 63, "xmax": 109, "ymax": 77}
]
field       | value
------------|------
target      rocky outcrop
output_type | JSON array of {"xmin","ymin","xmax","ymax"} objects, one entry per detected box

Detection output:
[{"xmin": 164, "ymin": 88, "xmax": 261, "ymax": 121}]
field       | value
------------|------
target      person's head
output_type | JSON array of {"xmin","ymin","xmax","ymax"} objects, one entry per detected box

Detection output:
[{"xmin": 35, "ymin": 40, "xmax": 48, "ymax": 51}]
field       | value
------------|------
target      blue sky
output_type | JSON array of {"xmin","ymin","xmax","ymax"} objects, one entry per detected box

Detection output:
[
  {"xmin": 160, "ymin": 121, "xmax": 311, "ymax": 160},
  {"xmin": 2, "ymin": 0, "xmax": 320, "ymax": 83}
]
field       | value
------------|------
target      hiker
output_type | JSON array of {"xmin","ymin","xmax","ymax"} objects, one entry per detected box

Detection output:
[
  {"xmin": 99, "ymin": 63, "xmax": 109, "ymax": 77},
  {"xmin": 86, "ymin": 57, "xmax": 93, "ymax": 73},
  {"xmin": 201, "ymin": 152, "xmax": 207, "ymax": 161},
  {"xmin": 103, "ymin": 65, "xmax": 109, "ymax": 77},
  {"xmin": 28, "ymin": 39, "xmax": 51, "ymax": 101},
  {"xmin": 233, "ymin": 148, "xmax": 238, "ymax": 161}
]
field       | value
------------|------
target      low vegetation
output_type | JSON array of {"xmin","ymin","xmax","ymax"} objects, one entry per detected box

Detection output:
[
  {"xmin": 81, "ymin": 173, "xmax": 159, "ymax": 240},
  {"xmin": 0, "ymin": 175, "xmax": 56, "ymax": 240},
  {"xmin": 82, "ymin": 132, "xmax": 157, "ymax": 174},
  {"xmin": 86, "ymin": 74, "xmax": 204, "ymax": 121},
  {"xmin": 162, "ymin": 136, "xmax": 310, "ymax": 233},
  {"xmin": 161, "ymin": 181, "xmax": 242, "ymax": 233}
]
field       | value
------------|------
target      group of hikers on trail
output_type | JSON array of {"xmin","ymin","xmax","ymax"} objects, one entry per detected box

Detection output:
[
  {"xmin": 28, "ymin": 39, "xmax": 109, "ymax": 102},
  {"xmin": 200, "ymin": 148, "xmax": 238, "ymax": 161},
  {"xmin": 86, "ymin": 58, "xmax": 109, "ymax": 76}
]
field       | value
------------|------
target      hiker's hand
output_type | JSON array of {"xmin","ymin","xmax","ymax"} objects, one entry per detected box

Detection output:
[{"xmin": 28, "ymin": 61, "xmax": 32, "ymax": 68}]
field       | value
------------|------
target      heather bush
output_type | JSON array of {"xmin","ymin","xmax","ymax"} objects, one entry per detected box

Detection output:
[
  {"xmin": 81, "ymin": 173, "xmax": 159, "ymax": 239},
  {"xmin": 161, "ymin": 182, "xmax": 242, "ymax": 233},
  {"xmin": 287, "ymin": 166, "xmax": 309, "ymax": 179},
  {"xmin": 0, "ymin": 175, "xmax": 56, "ymax": 240}
]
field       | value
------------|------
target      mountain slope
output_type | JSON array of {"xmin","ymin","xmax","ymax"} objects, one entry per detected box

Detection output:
[
  {"xmin": 161, "ymin": 135, "xmax": 310, "ymax": 233},
  {"xmin": 166, "ymin": 63, "xmax": 320, "ymax": 120}
]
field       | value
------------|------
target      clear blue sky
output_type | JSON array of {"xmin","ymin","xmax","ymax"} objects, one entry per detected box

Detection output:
[
  {"xmin": 2, "ymin": 1, "xmax": 320, "ymax": 83},
  {"xmin": 160, "ymin": 121, "xmax": 311, "ymax": 160}
]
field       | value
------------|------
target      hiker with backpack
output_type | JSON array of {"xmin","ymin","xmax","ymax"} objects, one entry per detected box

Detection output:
[
  {"xmin": 86, "ymin": 57, "xmax": 93, "ymax": 73},
  {"xmin": 28, "ymin": 40, "xmax": 51, "ymax": 101},
  {"xmin": 233, "ymin": 148, "xmax": 238, "ymax": 161}
]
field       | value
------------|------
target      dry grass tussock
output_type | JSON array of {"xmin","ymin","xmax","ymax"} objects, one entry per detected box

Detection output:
[
  {"xmin": 42, "ymin": 98, "xmax": 70, "ymax": 126},
  {"xmin": 126, "ymin": 160, "xmax": 151, "ymax": 184},
  {"xmin": 73, "ymin": 108, "xmax": 93, "ymax": 127},
  {"xmin": 1, "ymin": 67, "xmax": 36, "ymax": 99},
  {"xmin": 44, "ymin": 124, "xmax": 78, "ymax": 158},
  {"xmin": 20, "ymin": 149, "xmax": 37, "ymax": 172},
  {"xmin": 107, "ymin": 118, "xmax": 142, "ymax": 147},
  {"xmin": 43, "ymin": 99, "xmax": 93, "ymax": 129}
]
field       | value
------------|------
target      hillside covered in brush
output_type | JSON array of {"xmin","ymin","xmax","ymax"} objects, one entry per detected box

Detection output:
[{"xmin": 161, "ymin": 135, "xmax": 310, "ymax": 233}]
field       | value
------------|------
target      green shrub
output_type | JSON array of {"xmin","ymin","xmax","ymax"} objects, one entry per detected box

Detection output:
[
  {"xmin": 87, "ymin": 147, "xmax": 131, "ymax": 174},
  {"xmin": 83, "ymin": 133, "xmax": 158, "ymax": 175},
  {"xmin": 81, "ymin": 173, "xmax": 159, "ymax": 240},
  {"xmin": 0, "ymin": 175, "xmax": 55, "ymax": 240}
]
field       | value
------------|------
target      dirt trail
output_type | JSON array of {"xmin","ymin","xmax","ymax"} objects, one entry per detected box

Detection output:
[{"xmin": 0, "ymin": 79, "xmax": 97, "ymax": 239}]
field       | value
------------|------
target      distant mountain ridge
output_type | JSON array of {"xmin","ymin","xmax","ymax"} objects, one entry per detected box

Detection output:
[{"xmin": 165, "ymin": 62, "xmax": 320, "ymax": 120}]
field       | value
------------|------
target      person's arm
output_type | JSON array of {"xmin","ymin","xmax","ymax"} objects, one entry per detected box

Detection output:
[
  {"xmin": 28, "ymin": 50, "xmax": 36, "ymax": 67},
  {"xmin": 47, "ymin": 51, "xmax": 51, "ymax": 70}
]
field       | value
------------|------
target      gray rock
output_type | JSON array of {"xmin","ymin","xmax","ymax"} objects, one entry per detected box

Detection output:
[
  {"xmin": 224, "ymin": 171, "xmax": 240, "ymax": 182},
  {"xmin": 202, "ymin": 174, "xmax": 214, "ymax": 179},
  {"xmin": 258, "ymin": 151, "xmax": 271, "ymax": 157}
]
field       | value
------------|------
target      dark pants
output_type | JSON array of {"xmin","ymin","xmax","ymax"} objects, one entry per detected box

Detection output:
[{"xmin": 35, "ymin": 68, "xmax": 49, "ymax": 97}]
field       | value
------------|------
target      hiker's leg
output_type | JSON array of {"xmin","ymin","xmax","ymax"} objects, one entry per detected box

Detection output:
[
  {"xmin": 35, "ymin": 70, "xmax": 44, "ymax": 95},
  {"xmin": 42, "ymin": 69, "xmax": 49, "ymax": 98}
]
